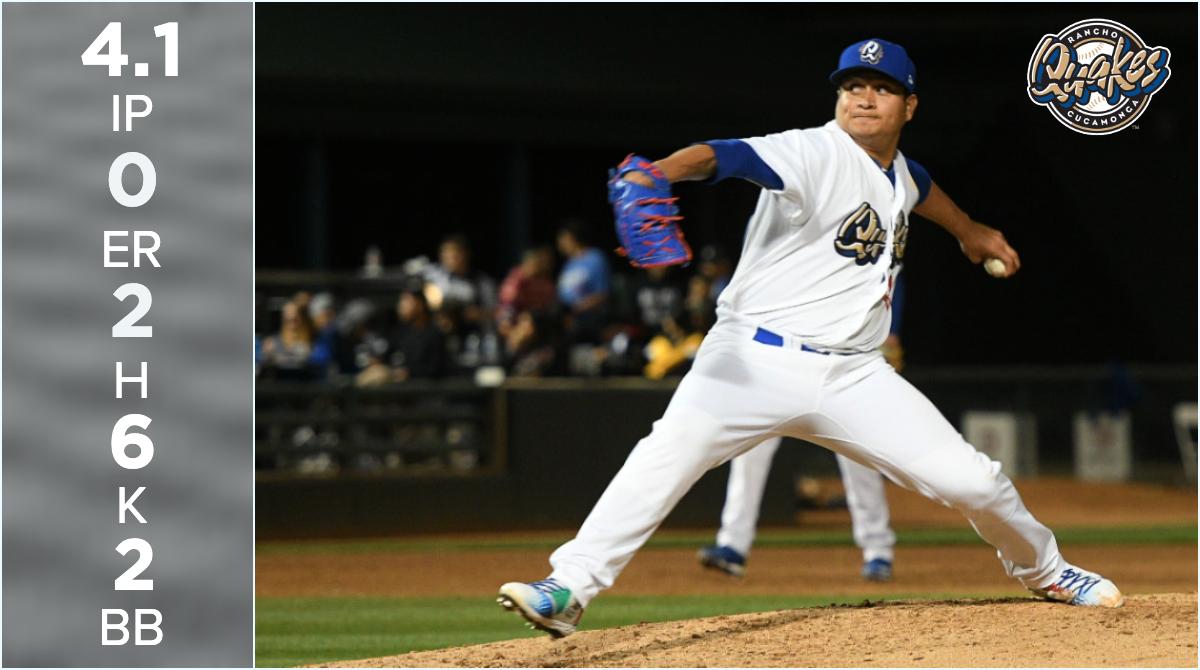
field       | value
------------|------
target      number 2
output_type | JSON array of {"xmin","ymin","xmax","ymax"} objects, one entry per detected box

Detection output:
[
  {"xmin": 114, "ymin": 538, "xmax": 154, "ymax": 591},
  {"xmin": 113, "ymin": 283, "xmax": 152, "ymax": 338}
]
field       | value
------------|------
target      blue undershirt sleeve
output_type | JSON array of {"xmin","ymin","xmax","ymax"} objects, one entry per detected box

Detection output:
[
  {"xmin": 700, "ymin": 139, "xmax": 785, "ymax": 190},
  {"xmin": 905, "ymin": 157, "xmax": 932, "ymax": 205}
]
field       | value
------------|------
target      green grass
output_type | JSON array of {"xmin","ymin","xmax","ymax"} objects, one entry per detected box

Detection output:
[
  {"xmin": 256, "ymin": 593, "xmax": 988, "ymax": 667},
  {"xmin": 257, "ymin": 523, "xmax": 1197, "ymax": 556}
]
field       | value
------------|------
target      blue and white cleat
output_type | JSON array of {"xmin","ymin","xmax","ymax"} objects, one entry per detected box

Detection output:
[
  {"xmin": 861, "ymin": 558, "xmax": 893, "ymax": 582},
  {"xmin": 697, "ymin": 545, "xmax": 747, "ymax": 577},
  {"xmin": 1030, "ymin": 565, "xmax": 1125, "ymax": 608},
  {"xmin": 497, "ymin": 578, "xmax": 584, "ymax": 638}
]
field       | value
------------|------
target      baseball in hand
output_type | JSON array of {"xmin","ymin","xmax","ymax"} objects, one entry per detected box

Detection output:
[{"xmin": 983, "ymin": 258, "xmax": 1008, "ymax": 277}]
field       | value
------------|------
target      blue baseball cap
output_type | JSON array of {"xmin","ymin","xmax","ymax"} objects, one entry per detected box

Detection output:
[{"xmin": 829, "ymin": 38, "xmax": 916, "ymax": 93}]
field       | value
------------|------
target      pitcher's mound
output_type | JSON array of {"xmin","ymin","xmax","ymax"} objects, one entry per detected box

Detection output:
[{"xmin": 316, "ymin": 593, "xmax": 1196, "ymax": 668}]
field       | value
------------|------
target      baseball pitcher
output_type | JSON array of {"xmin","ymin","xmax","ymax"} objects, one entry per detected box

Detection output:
[{"xmin": 498, "ymin": 37, "xmax": 1123, "ymax": 638}]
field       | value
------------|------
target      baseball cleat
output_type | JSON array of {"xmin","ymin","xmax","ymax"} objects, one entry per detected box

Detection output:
[
  {"xmin": 497, "ymin": 578, "xmax": 584, "ymax": 638},
  {"xmin": 697, "ymin": 545, "xmax": 747, "ymax": 577},
  {"xmin": 861, "ymin": 558, "xmax": 893, "ymax": 582},
  {"xmin": 1029, "ymin": 566, "xmax": 1124, "ymax": 608}
]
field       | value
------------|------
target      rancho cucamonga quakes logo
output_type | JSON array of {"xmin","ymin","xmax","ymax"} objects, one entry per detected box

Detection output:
[{"xmin": 1027, "ymin": 19, "xmax": 1171, "ymax": 135}]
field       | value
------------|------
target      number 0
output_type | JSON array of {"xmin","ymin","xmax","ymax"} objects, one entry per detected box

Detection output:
[
  {"xmin": 114, "ymin": 538, "xmax": 154, "ymax": 591},
  {"xmin": 113, "ymin": 283, "xmax": 152, "ymax": 338},
  {"xmin": 108, "ymin": 152, "xmax": 157, "ymax": 208}
]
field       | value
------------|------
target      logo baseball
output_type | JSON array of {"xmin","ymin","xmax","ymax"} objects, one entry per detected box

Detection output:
[
  {"xmin": 859, "ymin": 40, "xmax": 883, "ymax": 64},
  {"xmin": 1027, "ymin": 19, "xmax": 1171, "ymax": 135}
]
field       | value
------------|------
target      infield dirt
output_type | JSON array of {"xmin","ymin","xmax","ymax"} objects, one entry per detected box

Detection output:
[{"xmin": 315, "ymin": 593, "xmax": 1196, "ymax": 667}]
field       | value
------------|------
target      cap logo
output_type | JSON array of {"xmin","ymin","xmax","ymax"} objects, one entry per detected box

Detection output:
[
  {"xmin": 1027, "ymin": 18, "xmax": 1170, "ymax": 135},
  {"xmin": 859, "ymin": 40, "xmax": 883, "ymax": 65}
]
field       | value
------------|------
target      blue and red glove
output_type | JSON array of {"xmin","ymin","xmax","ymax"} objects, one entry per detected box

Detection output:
[{"xmin": 608, "ymin": 154, "xmax": 693, "ymax": 268}]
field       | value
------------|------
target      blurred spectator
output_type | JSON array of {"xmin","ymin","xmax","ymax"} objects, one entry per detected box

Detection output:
[
  {"xmin": 683, "ymin": 274, "xmax": 717, "ymax": 326},
  {"xmin": 309, "ymin": 291, "xmax": 335, "ymax": 330},
  {"xmin": 419, "ymin": 234, "xmax": 501, "ymax": 370},
  {"xmin": 631, "ymin": 265, "xmax": 685, "ymax": 337},
  {"xmin": 362, "ymin": 244, "xmax": 385, "ymax": 278},
  {"xmin": 644, "ymin": 275, "xmax": 716, "ymax": 380},
  {"xmin": 336, "ymin": 298, "xmax": 388, "ymax": 376},
  {"xmin": 556, "ymin": 219, "xmax": 611, "ymax": 345},
  {"xmin": 307, "ymin": 292, "xmax": 337, "ymax": 375},
  {"xmin": 504, "ymin": 310, "xmax": 566, "ymax": 378},
  {"xmin": 357, "ymin": 288, "xmax": 446, "ymax": 385},
  {"xmin": 258, "ymin": 300, "xmax": 319, "ymax": 381},
  {"xmin": 422, "ymin": 234, "xmax": 497, "ymax": 326},
  {"xmin": 698, "ymin": 245, "xmax": 733, "ymax": 302},
  {"xmin": 390, "ymin": 288, "xmax": 448, "ymax": 381},
  {"xmin": 291, "ymin": 290, "xmax": 312, "ymax": 316},
  {"xmin": 497, "ymin": 246, "xmax": 558, "ymax": 335}
]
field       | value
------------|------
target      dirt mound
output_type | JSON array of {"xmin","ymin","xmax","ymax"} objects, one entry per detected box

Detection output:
[{"xmin": 316, "ymin": 593, "xmax": 1197, "ymax": 668}]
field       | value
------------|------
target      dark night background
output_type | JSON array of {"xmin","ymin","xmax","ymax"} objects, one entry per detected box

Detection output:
[{"xmin": 255, "ymin": 4, "xmax": 1197, "ymax": 367}]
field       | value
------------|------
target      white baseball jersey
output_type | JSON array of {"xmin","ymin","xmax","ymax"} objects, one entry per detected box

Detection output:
[{"xmin": 721, "ymin": 120, "xmax": 917, "ymax": 352}]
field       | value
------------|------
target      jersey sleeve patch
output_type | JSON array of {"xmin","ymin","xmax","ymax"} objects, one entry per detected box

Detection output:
[
  {"xmin": 700, "ymin": 139, "xmax": 785, "ymax": 190},
  {"xmin": 904, "ymin": 157, "xmax": 932, "ymax": 205}
]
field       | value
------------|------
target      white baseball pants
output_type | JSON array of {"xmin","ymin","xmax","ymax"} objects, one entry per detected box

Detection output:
[
  {"xmin": 715, "ymin": 436, "xmax": 895, "ymax": 563},
  {"xmin": 549, "ymin": 313, "xmax": 1066, "ymax": 606}
]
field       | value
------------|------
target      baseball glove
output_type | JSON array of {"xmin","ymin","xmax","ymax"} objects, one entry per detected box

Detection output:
[{"xmin": 608, "ymin": 154, "xmax": 693, "ymax": 268}]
